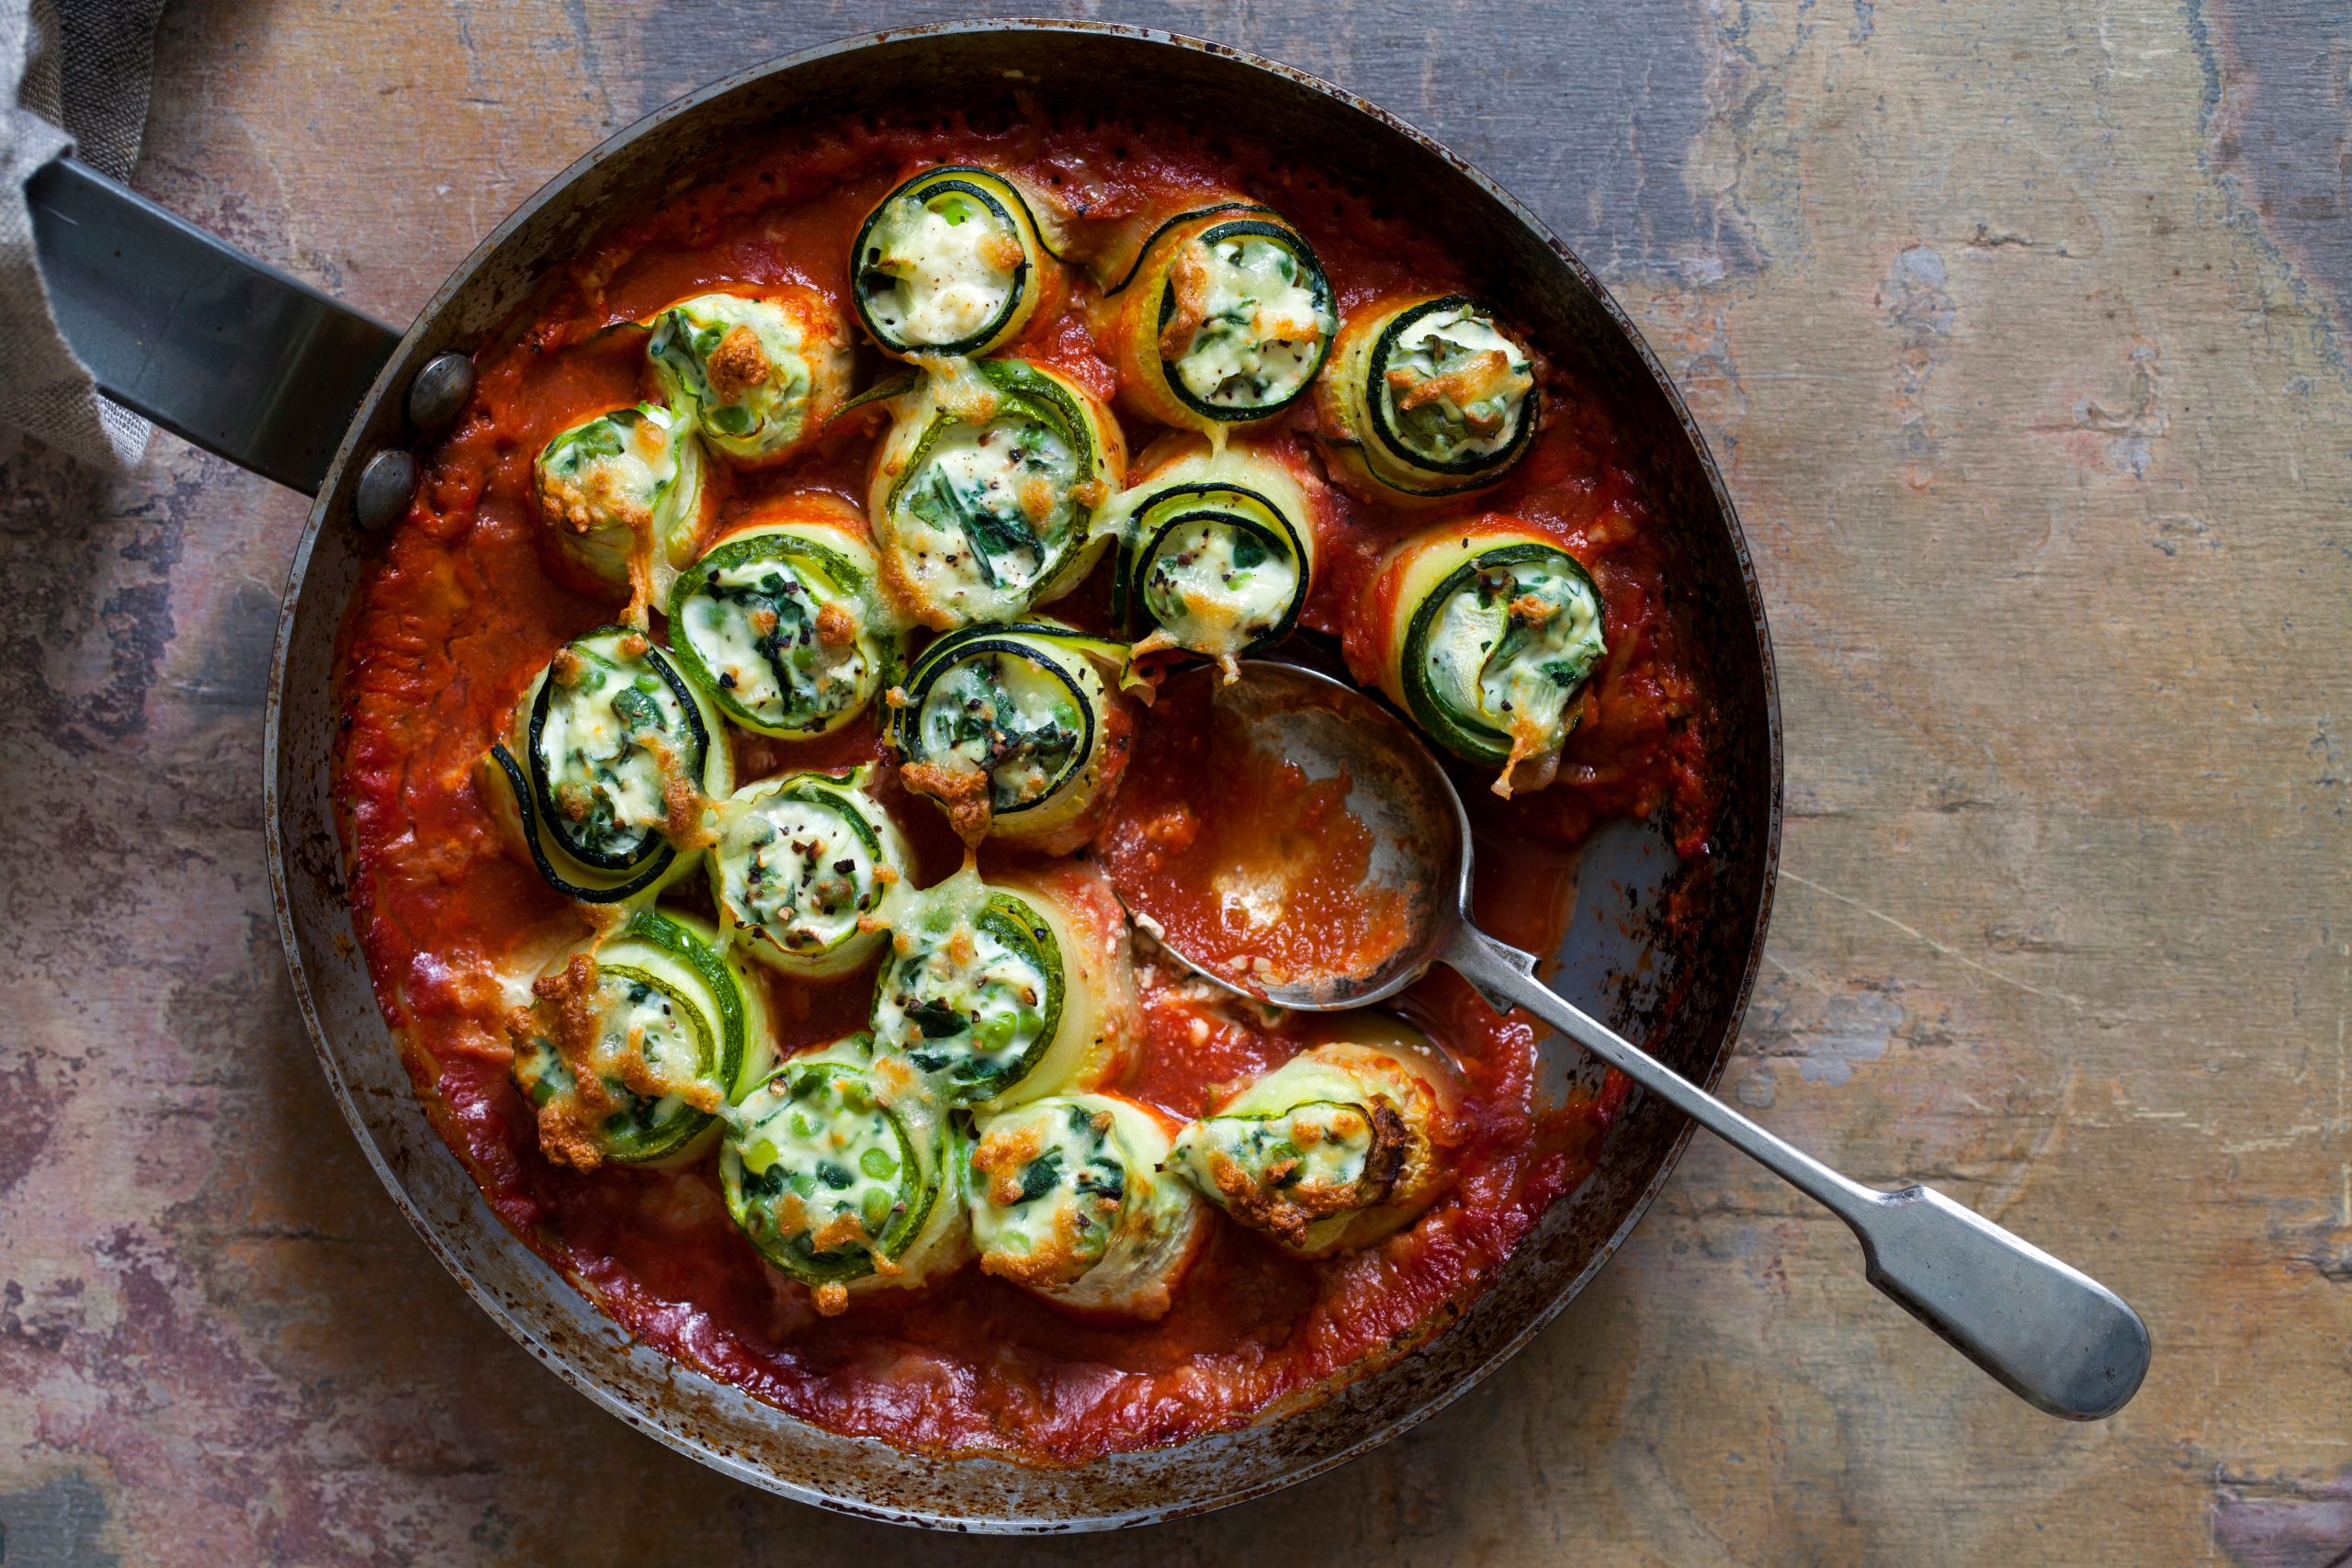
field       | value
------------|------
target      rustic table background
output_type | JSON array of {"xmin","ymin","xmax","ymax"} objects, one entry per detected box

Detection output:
[{"xmin": 4, "ymin": 1, "xmax": 2346, "ymax": 1562}]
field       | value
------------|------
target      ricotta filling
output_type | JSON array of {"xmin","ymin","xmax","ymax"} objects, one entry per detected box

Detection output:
[
  {"xmin": 876, "ymin": 905, "xmax": 1052, "ymax": 1099},
  {"xmin": 969, "ymin": 1099, "xmax": 1127, "ymax": 1285},
  {"xmin": 1178, "ymin": 1100, "xmax": 1380, "ymax": 1212},
  {"xmin": 732, "ymin": 1064, "xmax": 914, "ymax": 1265},
  {"xmin": 534, "ymin": 407, "xmax": 683, "ymax": 573},
  {"xmin": 1378, "ymin": 308, "xmax": 1534, "ymax": 465},
  {"xmin": 649, "ymin": 295, "xmax": 819, "ymax": 452},
  {"xmin": 514, "ymin": 968, "xmax": 711, "ymax": 1151},
  {"xmin": 915, "ymin": 652, "xmax": 1085, "ymax": 813},
  {"xmin": 862, "ymin": 192, "xmax": 1023, "ymax": 347},
  {"xmin": 678, "ymin": 554, "xmax": 869, "ymax": 730},
  {"xmin": 535, "ymin": 637, "xmax": 694, "ymax": 862},
  {"xmin": 1171, "ymin": 236, "xmax": 1330, "ymax": 410},
  {"xmin": 1423, "ymin": 556, "xmax": 1606, "ymax": 764},
  {"xmin": 893, "ymin": 416, "xmax": 1080, "ymax": 606},
  {"xmin": 1140, "ymin": 513, "xmax": 1298, "ymax": 657},
  {"xmin": 715, "ymin": 795, "xmax": 880, "ymax": 957}
]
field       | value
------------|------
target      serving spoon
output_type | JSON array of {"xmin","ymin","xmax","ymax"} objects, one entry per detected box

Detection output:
[{"xmin": 1134, "ymin": 660, "xmax": 2151, "ymax": 1420}]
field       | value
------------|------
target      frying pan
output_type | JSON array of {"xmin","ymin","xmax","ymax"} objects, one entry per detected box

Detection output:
[{"xmin": 29, "ymin": 21, "xmax": 1781, "ymax": 1529}]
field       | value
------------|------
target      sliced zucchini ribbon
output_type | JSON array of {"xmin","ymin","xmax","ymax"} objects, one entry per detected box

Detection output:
[
  {"xmin": 484, "ymin": 626, "xmax": 732, "ymax": 903},
  {"xmin": 1106, "ymin": 434, "xmax": 1318, "ymax": 666},
  {"xmin": 720, "ymin": 1038, "xmax": 971, "ymax": 1312},
  {"xmin": 533, "ymin": 401, "xmax": 709, "ymax": 604},
  {"xmin": 1104, "ymin": 201, "xmax": 1335, "ymax": 434},
  {"xmin": 852, "ymin": 165, "xmax": 1059, "ymax": 359},
  {"xmin": 870, "ymin": 862, "xmax": 1136, "ymax": 1111},
  {"xmin": 887, "ymin": 620, "xmax": 1133, "ymax": 851},
  {"xmin": 507, "ymin": 908, "xmax": 770, "ymax": 1171},
  {"xmin": 665, "ymin": 494, "xmax": 905, "ymax": 738},
  {"xmin": 967, "ymin": 1093, "xmax": 1204, "ymax": 1320},
  {"xmin": 1316, "ymin": 294, "xmax": 1539, "ymax": 504},
  {"xmin": 647, "ymin": 287, "xmax": 853, "ymax": 467},
  {"xmin": 1369, "ymin": 525, "xmax": 1607, "ymax": 798},
  {"xmin": 865, "ymin": 356, "xmax": 1126, "ymax": 629},
  {"xmin": 1170, "ymin": 1017, "xmax": 1461, "ymax": 1258},
  {"xmin": 707, "ymin": 767, "xmax": 910, "ymax": 979}
]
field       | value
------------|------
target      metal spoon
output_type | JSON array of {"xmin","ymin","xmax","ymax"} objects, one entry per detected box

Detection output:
[{"xmin": 1136, "ymin": 660, "xmax": 2151, "ymax": 1421}]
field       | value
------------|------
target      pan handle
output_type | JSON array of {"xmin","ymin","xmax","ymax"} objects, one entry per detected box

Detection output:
[{"xmin": 27, "ymin": 155, "xmax": 402, "ymax": 496}]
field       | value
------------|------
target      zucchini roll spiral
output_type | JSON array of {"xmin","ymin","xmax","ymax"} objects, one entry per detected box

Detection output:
[
  {"xmin": 871, "ymin": 861, "xmax": 1138, "ymax": 1111},
  {"xmin": 1105, "ymin": 433, "xmax": 1320, "ymax": 667},
  {"xmin": 533, "ymin": 402, "xmax": 710, "ymax": 604},
  {"xmin": 507, "ymin": 908, "xmax": 771, "ymax": 1172},
  {"xmin": 707, "ymin": 767, "xmax": 910, "ymax": 979},
  {"xmin": 646, "ymin": 287, "xmax": 853, "ymax": 467},
  {"xmin": 866, "ymin": 356, "xmax": 1126, "ymax": 628},
  {"xmin": 664, "ymin": 493, "xmax": 905, "ymax": 738},
  {"xmin": 968, "ymin": 1093, "xmax": 1205, "ymax": 1320},
  {"xmin": 1315, "ymin": 294, "xmax": 1539, "ymax": 505},
  {"xmin": 1104, "ymin": 203, "xmax": 1335, "ymax": 434},
  {"xmin": 720, "ymin": 1039, "xmax": 971, "ymax": 1314},
  {"xmin": 887, "ymin": 621, "xmax": 1134, "ymax": 852},
  {"xmin": 1170, "ymin": 1016, "xmax": 1463, "ymax": 1258},
  {"xmin": 483, "ymin": 626, "xmax": 732, "ymax": 903},
  {"xmin": 1359, "ymin": 522, "xmax": 1607, "ymax": 797},
  {"xmin": 852, "ymin": 166, "xmax": 1059, "ymax": 359}
]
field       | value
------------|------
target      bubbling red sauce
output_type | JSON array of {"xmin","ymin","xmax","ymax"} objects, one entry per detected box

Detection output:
[{"xmin": 334, "ymin": 108, "xmax": 1713, "ymax": 1463}]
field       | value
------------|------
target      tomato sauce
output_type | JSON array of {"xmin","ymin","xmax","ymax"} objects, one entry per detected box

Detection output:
[{"xmin": 334, "ymin": 108, "xmax": 1715, "ymax": 1463}]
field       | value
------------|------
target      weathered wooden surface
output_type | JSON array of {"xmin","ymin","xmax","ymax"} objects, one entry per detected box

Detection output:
[{"xmin": 4, "ymin": 1, "xmax": 2347, "ymax": 1562}]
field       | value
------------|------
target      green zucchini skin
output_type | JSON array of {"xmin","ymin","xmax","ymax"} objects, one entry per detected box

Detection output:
[
  {"xmin": 645, "ymin": 287, "xmax": 854, "ymax": 468},
  {"xmin": 886, "ymin": 620, "xmax": 1132, "ymax": 852},
  {"xmin": 1363, "ymin": 523, "xmax": 1608, "ymax": 797},
  {"xmin": 967, "ymin": 1092, "xmax": 1205, "ymax": 1320},
  {"xmin": 531, "ymin": 401, "xmax": 712, "ymax": 604},
  {"xmin": 480, "ymin": 625, "xmax": 733, "ymax": 904},
  {"xmin": 707, "ymin": 767, "xmax": 911, "ymax": 979},
  {"xmin": 1314, "ymin": 293, "xmax": 1540, "ymax": 506},
  {"xmin": 663, "ymin": 493, "xmax": 906, "ymax": 739},
  {"xmin": 864, "ymin": 356, "xmax": 1127, "ymax": 630},
  {"xmin": 1103, "ymin": 433, "xmax": 1320, "ymax": 665},
  {"xmin": 1104, "ymin": 204, "xmax": 1336, "ymax": 434},
  {"xmin": 1168, "ymin": 1018, "xmax": 1463, "ymax": 1258},
  {"xmin": 509, "ymin": 908, "xmax": 771, "ymax": 1171},
  {"xmin": 850, "ymin": 166, "xmax": 1061, "ymax": 359},
  {"xmin": 718, "ymin": 1037, "xmax": 971, "ymax": 1311}
]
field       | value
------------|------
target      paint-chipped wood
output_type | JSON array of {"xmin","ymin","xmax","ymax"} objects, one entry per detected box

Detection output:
[{"xmin": 3, "ymin": 1, "xmax": 2347, "ymax": 1562}]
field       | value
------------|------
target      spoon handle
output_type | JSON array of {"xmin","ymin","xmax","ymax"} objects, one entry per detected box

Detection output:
[{"xmin": 1442, "ymin": 923, "xmax": 2151, "ymax": 1420}]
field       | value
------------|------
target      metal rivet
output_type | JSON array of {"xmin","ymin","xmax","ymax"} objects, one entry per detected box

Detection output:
[
  {"xmin": 354, "ymin": 448, "xmax": 418, "ymax": 531},
  {"xmin": 406, "ymin": 351, "xmax": 477, "ymax": 431}
]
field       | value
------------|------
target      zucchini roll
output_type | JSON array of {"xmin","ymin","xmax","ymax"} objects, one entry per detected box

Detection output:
[
  {"xmin": 1105, "ymin": 433, "xmax": 1319, "ymax": 668},
  {"xmin": 506, "ymin": 908, "xmax": 770, "ymax": 1172},
  {"xmin": 482, "ymin": 625, "xmax": 732, "ymax": 903},
  {"xmin": 967, "ymin": 1093, "xmax": 1205, "ymax": 1320},
  {"xmin": 707, "ymin": 767, "xmax": 911, "ymax": 979},
  {"xmin": 1361, "ymin": 523, "xmax": 1607, "ymax": 797},
  {"xmin": 870, "ymin": 861, "xmax": 1138, "ymax": 1111},
  {"xmin": 1104, "ymin": 204, "xmax": 1335, "ymax": 434},
  {"xmin": 720, "ymin": 1038, "xmax": 971, "ymax": 1314},
  {"xmin": 851, "ymin": 165, "xmax": 1059, "ymax": 359},
  {"xmin": 887, "ymin": 620, "xmax": 1133, "ymax": 852},
  {"xmin": 866, "ymin": 356, "xmax": 1126, "ymax": 628},
  {"xmin": 646, "ymin": 287, "xmax": 853, "ymax": 467},
  {"xmin": 1315, "ymin": 294, "xmax": 1539, "ymax": 505},
  {"xmin": 1170, "ymin": 1016, "xmax": 1463, "ymax": 1258},
  {"xmin": 664, "ymin": 493, "xmax": 904, "ymax": 738},
  {"xmin": 533, "ymin": 402, "xmax": 710, "ymax": 604}
]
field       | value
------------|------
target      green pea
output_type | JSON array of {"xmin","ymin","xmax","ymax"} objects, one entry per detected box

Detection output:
[
  {"xmin": 860, "ymin": 1147, "xmax": 899, "ymax": 1181},
  {"xmin": 861, "ymin": 1188, "xmax": 892, "ymax": 1234}
]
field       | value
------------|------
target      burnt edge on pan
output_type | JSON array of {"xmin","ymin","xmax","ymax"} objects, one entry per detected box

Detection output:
[{"xmin": 264, "ymin": 19, "xmax": 1782, "ymax": 1531}]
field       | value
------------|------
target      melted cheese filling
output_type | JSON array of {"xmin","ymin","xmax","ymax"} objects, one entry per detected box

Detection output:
[
  {"xmin": 731, "ymin": 1065, "xmax": 914, "ymax": 1264},
  {"xmin": 875, "ymin": 908, "xmax": 1051, "ymax": 1096},
  {"xmin": 892, "ymin": 417, "xmax": 1080, "ymax": 607},
  {"xmin": 863, "ymin": 194, "xmax": 1022, "ymax": 347},
  {"xmin": 678, "ymin": 555, "xmax": 869, "ymax": 730},
  {"xmin": 968, "ymin": 1099, "xmax": 1127, "ymax": 1284},
  {"xmin": 1179, "ymin": 1100, "xmax": 1378, "ymax": 1205},
  {"xmin": 1172, "ymin": 237, "xmax": 1329, "ymax": 409},
  {"xmin": 714, "ymin": 795, "xmax": 881, "ymax": 956},
  {"xmin": 514, "ymin": 969, "xmax": 710, "ymax": 1147},
  {"xmin": 1140, "ymin": 515, "xmax": 1299, "ymax": 656},
  {"xmin": 1378, "ymin": 308, "xmax": 1533, "ymax": 463},
  {"xmin": 535, "ymin": 409, "xmax": 681, "ymax": 567},
  {"xmin": 915, "ymin": 652, "xmax": 1085, "ymax": 813},
  {"xmin": 650, "ymin": 295, "xmax": 820, "ymax": 451},
  {"xmin": 535, "ymin": 640, "xmax": 693, "ymax": 861},
  {"xmin": 1424, "ymin": 558, "xmax": 1606, "ymax": 752}
]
